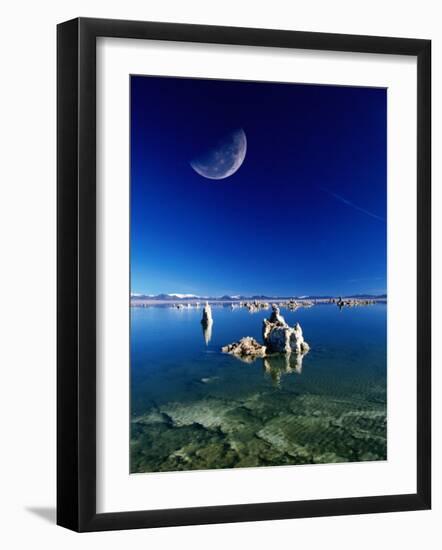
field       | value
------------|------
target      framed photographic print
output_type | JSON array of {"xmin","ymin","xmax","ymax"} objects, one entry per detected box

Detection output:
[{"xmin": 57, "ymin": 17, "xmax": 431, "ymax": 532}]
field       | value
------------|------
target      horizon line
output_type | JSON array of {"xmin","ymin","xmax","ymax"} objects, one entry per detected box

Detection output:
[{"xmin": 131, "ymin": 291, "xmax": 387, "ymax": 297}]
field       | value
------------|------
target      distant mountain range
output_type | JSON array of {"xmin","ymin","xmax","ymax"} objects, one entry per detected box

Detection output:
[{"xmin": 131, "ymin": 292, "xmax": 387, "ymax": 301}]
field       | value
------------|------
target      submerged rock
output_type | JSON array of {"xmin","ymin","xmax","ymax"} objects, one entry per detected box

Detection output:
[
  {"xmin": 263, "ymin": 306, "xmax": 310, "ymax": 354},
  {"xmin": 131, "ymin": 389, "xmax": 387, "ymax": 472},
  {"xmin": 200, "ymin": 376, "xmax": 220, "ymax": 384},
  {"xmin": 222, "ymin": 337, "xmax": 267, "ymax": 363}
]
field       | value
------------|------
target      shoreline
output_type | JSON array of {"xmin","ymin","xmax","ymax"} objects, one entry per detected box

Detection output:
[{"xmin": 130, "ymin": 297, "xmax": 387, "ymax": 307}]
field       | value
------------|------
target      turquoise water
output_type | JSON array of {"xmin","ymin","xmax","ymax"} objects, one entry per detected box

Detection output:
[{"xmin": 130, "ymin": 303, "xmax": 387, "ymax": 473}]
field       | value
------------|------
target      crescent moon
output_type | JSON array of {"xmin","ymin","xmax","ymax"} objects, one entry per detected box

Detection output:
[{"xmin": 190, "ymin": 129, "xmax": 247, "ymax": 180}]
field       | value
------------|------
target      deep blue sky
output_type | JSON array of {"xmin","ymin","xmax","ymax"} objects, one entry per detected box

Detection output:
[{"xmin": 131, "ymin": 76, "xmax": 386, "ymax": 297}]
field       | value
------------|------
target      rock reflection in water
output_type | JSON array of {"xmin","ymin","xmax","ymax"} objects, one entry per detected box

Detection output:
[
  {"xmin": 202, "ymin": 320, "xmax": 213, "ymax": 345},
  {"xmin": 201, "ymin": 302, "xmax": 213, "ymax": 345},
  {"xmin": 263, "ymin": 351, "xmax": 308, "ymax": 386},
  {"xmin": 223, "ymin": 343, "xmax": 309, "ymax": 386}
]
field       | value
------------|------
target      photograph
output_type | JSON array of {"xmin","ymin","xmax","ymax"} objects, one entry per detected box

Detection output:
[
  {"xmin": 0, "ymin": 0, "xmax": 434, "ymax": 541},
  {"xmin": 129, "ymin": 75, "xmax": 388, "ymax": 474}
]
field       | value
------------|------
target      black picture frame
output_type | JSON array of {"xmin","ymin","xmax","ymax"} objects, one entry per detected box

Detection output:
[{"xmin": 57, "ymin": 17, "xmax": 431, "ymax": 532}]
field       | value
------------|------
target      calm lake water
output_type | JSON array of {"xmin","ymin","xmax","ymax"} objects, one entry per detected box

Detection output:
[{"xmin": 130, "ymin": 303, "xmax": 387, "ymax": 473}]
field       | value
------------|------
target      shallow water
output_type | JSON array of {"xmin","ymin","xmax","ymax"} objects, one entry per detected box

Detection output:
[{"xmin": 130, "ymin": 303, "xmax": 387, "ymax": 473}]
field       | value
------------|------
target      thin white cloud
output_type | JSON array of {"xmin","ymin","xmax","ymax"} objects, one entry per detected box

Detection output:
[{"xmin": 318, "ymin": 185, "xmax": 385, "ymax": 222}]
